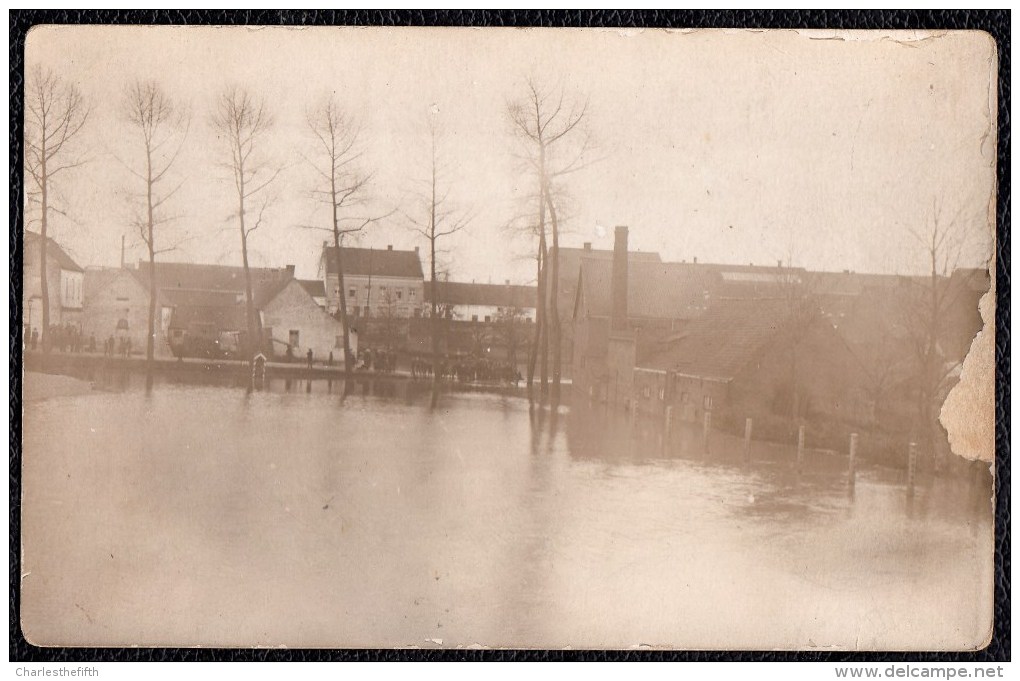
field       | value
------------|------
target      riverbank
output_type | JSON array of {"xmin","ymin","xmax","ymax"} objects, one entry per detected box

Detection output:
[{"xmin": 21, "ymin": 350, "xmax": 536, "ymax": 399}]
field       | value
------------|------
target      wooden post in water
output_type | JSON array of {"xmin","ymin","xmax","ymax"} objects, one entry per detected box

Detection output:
[
  {"xmin": 743, "ymin": 417, "xmax": 753, "ymax": 465},
  {"xmin": 848, "ymin": 432, "xmax": 858, "ymax": 488},
  {"xmin": 702, "ymin": 411, "xmax": 711, "ymax": 455},
  {"xmin": 907, "ymin": 441, "xmax": 917, "ymax": 496},
  {"xmin": 797, "ymin": 425, "xmax": 806, "ymax": 471}
]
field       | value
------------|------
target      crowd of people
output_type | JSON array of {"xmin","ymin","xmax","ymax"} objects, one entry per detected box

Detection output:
[
  {"xmin": 356, "ymin": 348, "xmax": 398, "ymax": 373},
  {"xmin": 25, "ymin": 323, "xmax": 137, "ymax": 358},
  {"xmin": 410, "ymin": 356, "xmax": 522, "ymax": 386}
]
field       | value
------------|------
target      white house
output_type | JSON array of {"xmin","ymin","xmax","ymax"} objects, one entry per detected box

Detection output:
[{"xmin": 319, "ymin": 243, "xmax": 425, "ymax": 319}]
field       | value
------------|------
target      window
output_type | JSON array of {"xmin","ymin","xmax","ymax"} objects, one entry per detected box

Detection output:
[
  {"xmin": 472, "ymin": 315, "xmax": 479, "ymax": 322},
  {"xmin": 289, "ymin": 330, "xmax": 300, "ymax": 347},
  {"xmin": 484, "ymin": 315, "xmax": 491, "ymax": 323},
  {"xmin": 349, "ymin": 288, "xmax": 356, "ymax": 298},
  {"xmin": 703, "ymin": 395, "xmax": 713, "ymax": 411},
  {"xmin": 409, "ymin": 290, "xmax": 416, "ymax": 300},
  {"xmin": 642, "ymin": 386, "xmax": 651, "ymax": 399},
  {"xmin": 658, "ymin": 388, "xmax": 665, "ymax": 401},
  {"xmin": 396, "ymin": 290, "xmax": 403, "ymax": 301}
]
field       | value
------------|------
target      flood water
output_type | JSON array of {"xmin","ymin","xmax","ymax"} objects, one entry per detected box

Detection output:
[{"xmin": 21, "ymin": 372, "xmax": 994, "ymax": 649}]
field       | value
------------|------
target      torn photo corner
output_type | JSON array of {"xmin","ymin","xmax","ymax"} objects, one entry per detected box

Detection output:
[{"xmin": 19, "ymin": 25, "xmax": 997, "ymax": 651}]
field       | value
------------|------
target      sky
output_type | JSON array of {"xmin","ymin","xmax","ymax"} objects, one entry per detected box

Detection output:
[{"xmin": 24, "ymin": 26, "xmax": 997, "ymax": 284}]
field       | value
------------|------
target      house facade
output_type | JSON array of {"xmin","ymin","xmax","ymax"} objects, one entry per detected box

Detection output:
[
  {"xmin": 90, "ymin": 260, "xmax": 356, "ymax": 362},
  {"xmin": 319, "ymin": 243, "xmax": 425, "ymax": 319},
  {"xmin": 23, "ymin": 231, "xmax": 84, "ymax": 339},
  {"xmin": 424, "ymin": 280, "xmax": 537, "ymax": 323},
  {"xmin": 261, "ymin": 278, "xmax": 355, "ymax": 362},
  {"xmin": 82, "ymin": 267, "xmax": 175, "ymax": 355}
]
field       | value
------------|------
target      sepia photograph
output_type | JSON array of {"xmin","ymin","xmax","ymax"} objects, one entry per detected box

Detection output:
[{"xmin": 18, "ymin": 24, "xmax": 997, "ymax": 651}]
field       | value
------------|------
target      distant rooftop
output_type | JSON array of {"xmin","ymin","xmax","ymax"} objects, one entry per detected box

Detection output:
[
  {"xmin": 322, "ymin": 245, "xmax": 424, "ymax": 280},
  {"xmin": 425, "ymin": 280, "xmax": 536, "ymax": 308}
]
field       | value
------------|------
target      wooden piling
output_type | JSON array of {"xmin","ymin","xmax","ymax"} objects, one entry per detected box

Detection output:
[
  {"xmin": 796, "ymin": 425, "xmax": 805, "ymax": 470},
  {"xmin": 907, "ymin": 441, "xmax": 917, "ymax": 496},
  {"xmin": 743, "ymin": 417, "xmax": 753, "ymax": 464},
  {"xmin": 702, "ymin": 411, "xmax": 711, "ymax": 454},
  {"xmin": 848, "ymin": 432, "xmax": 858, "ymax": 487}
]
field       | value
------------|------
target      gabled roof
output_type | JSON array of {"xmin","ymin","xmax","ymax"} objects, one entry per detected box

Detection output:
[
  {"xmin": 136, "ymin": 261, "xmax": 293, "ymax": 307},
  {"xmin": 637, "ymin": 298, "xmax": 806, "ymax": 381},
  {"xmin": 24, "ymin": 231, "xmax": 84, "ymax": 272},
  {"xmin": 322, "ymin": 246, "xmax": 424, "ymax": 279},
  {"xmin": 424, "ymin": 280, "xmax": 536, "ymax": 308},
  {"xmin": 168, "ymin": 302, "xmax": 248, "ymax": 331},
  {"xmin": 298, "ymin": 279, "xmax": 326, "ymax": 298},
  {"xmin": 83, "ymin": 267, "xmax": 143, "ymax": 302}
]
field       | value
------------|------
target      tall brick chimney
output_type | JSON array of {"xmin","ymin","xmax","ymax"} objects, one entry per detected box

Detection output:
[{"xmin": 611, "ymin": 225, "xmax": 628, "ymax": 332}]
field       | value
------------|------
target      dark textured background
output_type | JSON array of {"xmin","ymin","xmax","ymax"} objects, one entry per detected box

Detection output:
[{"xmin": 8, "ymin": 10, "xmax": 1010, "ymax": 662}]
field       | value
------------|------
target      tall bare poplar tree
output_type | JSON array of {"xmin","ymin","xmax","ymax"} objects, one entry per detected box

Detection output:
[
  {"xmin": 508, "ymin": 78, "xmax": 591, "ymax": 405},
  {"xmin": 24, "ymin": 66, "xmax": 89, "ymax": 353},
  {"xmin": 406, "ymin": 118, "xmax": 472, "ymax": 407},
  {"xmin": 211, "ymin": 87, "xmax": 281, "ymax": 366},
  {"xmin": 122, "ymin": 80, "xmax": 189, "ymax": 382},
  {"xmin": 304, "ymin": 96, "xmax": 387, "ymax": 377}
]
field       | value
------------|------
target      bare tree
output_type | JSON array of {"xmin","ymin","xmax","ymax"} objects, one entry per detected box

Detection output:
[
  {"xmin": 121, "ymin": 80, "xmax": 189, "ymax": 383},
  {"xmin": 210, "ymin": 87, "xmax": 282, "ymax": 369},
  {"xmin": 508, "ymin": 77, "xmax": 592, "ymax": 405},
  {"xmin": 303, "ymin": 95, "xmax": 389, "ymax": 377},
  {"xmin": 24, "ymin": 66, "xmax": 90, "ymax": 353},
  {"xmin": 502, "ymin": 186, "xmax": 548, "ymax": 401},
  {"xmin": 405, "ymin": 117, "xmax": 472, "ymax": 407},
  {"xmin": 902, "ymin": 201, "xmax": 969, "ymax": 471}
]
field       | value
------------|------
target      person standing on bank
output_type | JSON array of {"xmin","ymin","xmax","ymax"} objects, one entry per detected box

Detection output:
[{"xmin": 307, "ymin": 348, "xmax": 314, "ymax": 370}]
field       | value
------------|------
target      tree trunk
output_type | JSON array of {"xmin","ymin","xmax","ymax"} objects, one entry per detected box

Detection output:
[
  {"xmin": 239, "ymin": 200, "xmax": 261, "ymax": 370},
  {"xmin": 545, "ymin": 188, "xmax": 562, "ymax": 405},
  {"xmin": 333, "ymin": 242, "xmax": 354, "ymax": 379},
  {"xmin": 526, "ymin": 248, "xmax": 542, "ymax": 401},
  {"xmin": 39, "ymin": 156, "xmax": 51, "ymax": 354},
  {"xmin": 145, "ymin": 147, "xmax": 157, "ymax": 390},
  {"xmin": 538, "ymin": 232, "xmax": 549, "ymax": 400},
  {"xmin": 430, "ymin": 238, "xmax": 440, "ymax": 408}
]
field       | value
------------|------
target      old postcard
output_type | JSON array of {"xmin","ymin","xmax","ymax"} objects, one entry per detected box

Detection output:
[{"xmin": 19, "ymin": 25, "xmax": 996, "ymax": 650}]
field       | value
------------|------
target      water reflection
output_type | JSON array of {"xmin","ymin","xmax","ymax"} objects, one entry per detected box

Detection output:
[{"xmin": 21, "ymin": 370, "xmax": 993, "ymax": 649}]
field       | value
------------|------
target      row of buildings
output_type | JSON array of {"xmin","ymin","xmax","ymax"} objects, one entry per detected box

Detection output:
[
  {"xmin": 22, "ymin": 233, "xmax": 538, "ymax": 363},
  {"xmin": 570, "ymin": 226, "xmax": 989, "ymax": 448},
  {"xmin": 24, "ymin": 226, "xmax": 989, "ymax": 445}
]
